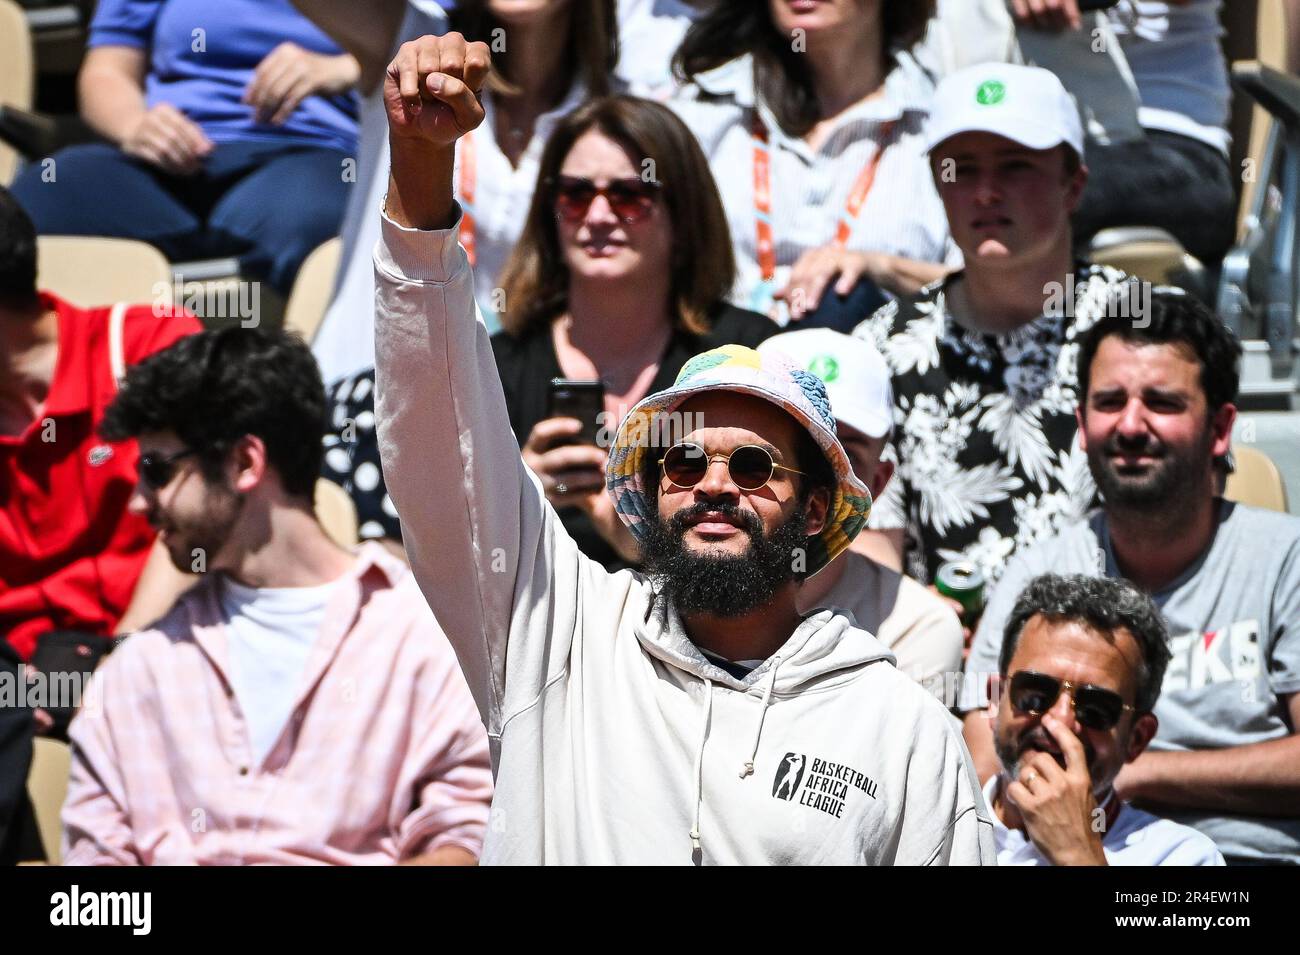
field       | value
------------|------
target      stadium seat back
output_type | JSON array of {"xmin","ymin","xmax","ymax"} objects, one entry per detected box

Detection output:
[
  {"xmin": 0, "ymin": 0, "xmax": 36, "ymax": 186},
  {"xmin": 1225, "ymin": 445, "xmax": 1291, "ymax": 512},
  {"xmin": 283, "ymin": 236, "xmax": 342, "ymax": 344},
  {"xmin": 37, "ymin": 234, "xmax": 172, "ymax": 308},
  {"xmin": 1227, "ymin": 0, "xmax": 1293, "ymax": 238},
  {"xmin": 26, "ymin": 736, "xmax": 71, "ymax": 866},
  {"xmin": 316, "ymin": 477, "xmax": 359, "ymax": 549}
]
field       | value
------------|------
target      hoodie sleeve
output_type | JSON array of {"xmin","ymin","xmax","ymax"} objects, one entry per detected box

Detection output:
[
  {"xmin": 893, "ymin": 697, "xmax": 997, "ymax": 866},
  {"xmin": 373, "ymin": 212, "xmax": 592, "ymax": 736},
  {"xmin": 923, "ymin": 720, "xmax": 998, "ymax": 866}
]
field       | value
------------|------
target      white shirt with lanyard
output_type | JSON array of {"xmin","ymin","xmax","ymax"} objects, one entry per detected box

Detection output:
[
  {"xmin": 670, "ymin": 51, "xmax": 959, "ymax": 321},
  {"xmin": 454, "ymin": 81, "xmax": 590, "ymax": 329}
]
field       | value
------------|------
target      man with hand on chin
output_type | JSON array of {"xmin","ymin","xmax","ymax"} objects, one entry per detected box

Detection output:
[
  {"xmin": 373, "ymin": 32, "xmax": 994, "ymax": 865},
  {"xmin": 987, "ymin": 573, "xmax": 1222, "ymax": 865}
]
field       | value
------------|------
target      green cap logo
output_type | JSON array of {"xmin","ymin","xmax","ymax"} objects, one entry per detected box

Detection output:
[
  {"xmin": 976, "ymin": 80, "xmax": 1005, "ymax": 106},
  {"xmin": 808, "ymin": 354, "xmax": 839, "ymax": 383}
]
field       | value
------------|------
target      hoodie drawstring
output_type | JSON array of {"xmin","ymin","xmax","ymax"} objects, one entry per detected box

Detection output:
[
  {"xmin": 741, "ymin": 655, "xmax": 781, "ymax": 778},
  {"xmin": 688, "ymin": 656, "xmax": 782, "ymax": 855},
  {"xmin": 689, "ymin": 678, "xmax": 713, "ymax": 853}
]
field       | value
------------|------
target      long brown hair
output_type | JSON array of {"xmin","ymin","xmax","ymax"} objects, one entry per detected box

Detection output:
[
  {"xmin": 674, "ymin": 0, "xmax": 936, "ymax": 138},
  {"xmin": 497, "ymin": 95, "xmax": 736, "ymax": 338},
  {"xmin": 451, "ymin": 0, "xmax": 618, "ymax": 99}
]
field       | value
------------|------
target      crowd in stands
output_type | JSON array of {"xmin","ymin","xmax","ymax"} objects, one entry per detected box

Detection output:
[{"xmin": 0, "ymin": 0, "xmax": 1296, "ymax": 866}]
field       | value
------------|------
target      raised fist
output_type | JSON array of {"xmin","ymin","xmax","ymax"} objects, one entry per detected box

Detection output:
[{"xmin": 383, "ymin": 32, "xmax": 491, "ymax": 147}]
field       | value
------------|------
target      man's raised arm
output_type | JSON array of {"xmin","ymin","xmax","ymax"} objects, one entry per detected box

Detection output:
[{"xmin": 373, "ymin": 34, "xmax": 578, "ymax": 734}]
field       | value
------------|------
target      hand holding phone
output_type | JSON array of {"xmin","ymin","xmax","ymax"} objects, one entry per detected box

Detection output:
[{"xmin": 546, "ymin": 379, "xmax": 605, "ymax": 447}]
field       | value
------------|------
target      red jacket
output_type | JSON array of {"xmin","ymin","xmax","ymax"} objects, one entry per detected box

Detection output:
[{"xmin": 0, "ymin": 292, "xmax": 200, "ymax": 660}]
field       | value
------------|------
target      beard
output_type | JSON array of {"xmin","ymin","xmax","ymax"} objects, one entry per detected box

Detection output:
[
  {"xmin": 152, "ymin": 481, "xmax": 245, "ymax": 573},
  {"xmin": 1088, "ymin": 428, "xmax": 1212, "ymax": 510},
  {"xmin": 995, "ymin": 723, "xmax": 1102, "ymax": 783},
  {"xmin": 640, "ymin": 500, "xmax": 812, "ymax": 618}
]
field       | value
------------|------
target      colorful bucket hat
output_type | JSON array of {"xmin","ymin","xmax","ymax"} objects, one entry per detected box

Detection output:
[{"xmin": 605, "ymin": 344, "xmax": 872, "ymax": 577}]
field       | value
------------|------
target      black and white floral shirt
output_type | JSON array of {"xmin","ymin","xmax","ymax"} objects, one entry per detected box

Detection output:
[
  {"xmin": 321, "ymin": 368, "xmax": 401, "ymax": 543},
  {"xmin": 853, "ymin": 264, "xmax": 1135, "ymax": 586}
]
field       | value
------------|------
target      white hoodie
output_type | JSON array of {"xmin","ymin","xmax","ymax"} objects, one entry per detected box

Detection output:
[{"xmin": 373, "ymin": 213, "xmax": 996, "ymax": 865}]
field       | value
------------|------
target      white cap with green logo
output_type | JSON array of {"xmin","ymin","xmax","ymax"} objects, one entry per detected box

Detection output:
[
  {"xmin": 757, "ymin": 328, "xmax": 894, "ymax": 440},
  {"xmin": 923, "ymin": 62, "xmax": 1084, "ymax": 158}
]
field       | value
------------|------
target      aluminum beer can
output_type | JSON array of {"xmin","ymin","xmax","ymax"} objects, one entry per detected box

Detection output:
[{"xmin": 935, "ymin": 560, "xmax": 986, "ymax": 622}]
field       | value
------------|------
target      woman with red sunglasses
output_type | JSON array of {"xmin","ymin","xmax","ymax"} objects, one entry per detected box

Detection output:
[{"xmin": 492, "ymin": 95, "xmax": 778, "ymax": 570}]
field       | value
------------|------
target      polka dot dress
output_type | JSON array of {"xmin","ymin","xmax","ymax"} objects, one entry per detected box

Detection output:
[{"xmin": 321, "ymin": 368, "xmax": 401, "ymax": 542}]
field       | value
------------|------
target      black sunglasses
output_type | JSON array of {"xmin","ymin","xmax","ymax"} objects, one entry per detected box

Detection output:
[
  {"xmin": 1008, "ymin": 670, "xmax": 1136, "ymax": 731},
  {"xmin": 657, "ymin": 442, "xmax": 805, "ymax": 492},
  {"xmin": 552, "ymin": 175, "xmax": 661, "ymax": 224},
  {"xmin": 138, "ymin": 448, "xmax": 198, "ymax": 490}
]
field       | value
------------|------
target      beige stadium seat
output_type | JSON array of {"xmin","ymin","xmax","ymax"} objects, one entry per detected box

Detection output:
[
  {"xmin": 0, "ymin": 0, "xmax": 35, "ymax": 186},
  {"xmin": 282, "ymin": 237, "xmax": 342, "ymax": 343},
  {"xmin": 26, "ymin": 737, "xmax": 71, "ymax": 866},
  {"xmin": 1087, "ymin": 227, "xmax": 1205, "ymax": 287},
  {"xmin": 1088, "ymin": 0, "xmax": 1292, "ymax": 283},
  {"xmin": 1224, "ymin": 445, "xmax": 1290, "ymax": 512},
  {"xmin": 37, "ymin": 234, "xmax": 173, "ymax": 308},
  {"xmin": 316, "ymin": 477, "xmax": 359, "ymax": 549}
]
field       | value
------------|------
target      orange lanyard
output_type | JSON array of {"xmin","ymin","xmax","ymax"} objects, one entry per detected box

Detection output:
[
  {"xmin": 457, "ymin": 130, "xmax": 477, "ymax": 267},
  {"xmin": 750, "ymin": 112, "xmax": 896, "ymax": 281}
]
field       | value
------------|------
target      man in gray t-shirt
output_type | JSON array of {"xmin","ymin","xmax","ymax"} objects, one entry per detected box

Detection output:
[
  {"xmin": 965, "ymin": 501, "xmax": 1300, "ymax": 862},
  {"xmin": 961, "ymin": 291, "xmax": 1300, "ymax": 863}
]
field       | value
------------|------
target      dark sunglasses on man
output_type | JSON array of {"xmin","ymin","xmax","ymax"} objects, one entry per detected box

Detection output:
[
  {"xmin": 1008, "ymin": 669, "xmax": 1137, "ymax": 731},
  {"xmin": 137, "ymin": 448, "xmax": 198, "ymax": 490},
  {"xmin": 658, "ymin": 442, "xmax": 805, "ymax": 493},
  {"xmin": 552, "ymin": 175, "xmax": 661, "ymax": 224}
]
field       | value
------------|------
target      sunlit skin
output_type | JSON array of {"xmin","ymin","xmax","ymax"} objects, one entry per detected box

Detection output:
[
  {"xmin": 833, "ymin": 421, "xmax": 892, "ymax": 504},
  {"xmin": 658, "ymin": 392, "xmax": 829, "ymax": 559},
  {"xmin": 486, "ymin": 0, "xmax": 570, "ymax": 27},
  {"xmin": 127, "ymin": 431, "xmax": 242, "ymax": 573},
  {"xmin": 990, "ymin": 615, "xmax": 1158, "ymax": 865},
  {"xmin": 1077, "ymin": 337, "xmax": 1234, "ymax": 497},
  {"xmin": 932, "ymin": 132, "xmax": 1086, "ymax": 268},
  {"xmin": 994, "ymin": 616, "xmax": 1156, "ymax": 800},
  {"xmin": 556, "ymin": 130, "xmax": 673, "ymax": 287},
  {"xmin": 126, "ymin": 430, "xmax": 354, "ymax": 587},
  {"xmin": 769, "ymin": 0, "xmax": 878, "ymax": 35},
  {"xmin": 795, "ymin": 419, "xmax": 893, "ymax": 607}
]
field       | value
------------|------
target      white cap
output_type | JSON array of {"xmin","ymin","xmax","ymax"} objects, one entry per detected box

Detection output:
[
  {"xmin": 923, "ymin": 62, "xmax": 1084, "ymax": 158},
  {"xmin": 757, "ymin": 329, "xmax": 893, "ymax": 439}
]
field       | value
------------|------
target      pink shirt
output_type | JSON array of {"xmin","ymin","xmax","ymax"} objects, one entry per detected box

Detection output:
[{"xmin": 62, "ymin": 543, "xmax": 492, "ymax": 865}]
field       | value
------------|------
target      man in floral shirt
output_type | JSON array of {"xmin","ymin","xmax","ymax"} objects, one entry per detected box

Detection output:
[{"xmin": 854, "ymin": 63, "xmax": 1138, "ymax": 588}]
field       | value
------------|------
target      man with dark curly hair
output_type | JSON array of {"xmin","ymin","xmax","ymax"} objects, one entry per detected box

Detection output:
[{"xmin": 60, "ymin": 327, "xmax": 493, "ymax": 865}]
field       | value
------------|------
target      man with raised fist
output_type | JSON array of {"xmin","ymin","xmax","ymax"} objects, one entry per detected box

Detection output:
[{"xmin": 372, "ymin": 33, "xmax": 995, "ymax": 866}]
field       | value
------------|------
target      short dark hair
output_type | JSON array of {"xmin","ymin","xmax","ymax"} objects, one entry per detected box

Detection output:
[
  {"xmin": 999, "ymin": 574, "xmax": 1171, "ymax": 714},
  {"xmin": 1077, "ymin": 288, "xmax": 1242, "ymax": 415},
  {"xmin": 100, "ymin": 327, "xmax": 326, "ymax": 499},
  {"xmin": 675, "ymin": 0, "xmax": 936, "ymax": 138},
  {"xmin": 0, "ymin": 186, "xmax": 39, "ymax": 310},
  {"xmin": 795, "ymin": 427, "xmax": 836, "ymax": 503},
  {"xmin": 1062, "ymin": 144, "xmax": 1083, "ymax": 178}
]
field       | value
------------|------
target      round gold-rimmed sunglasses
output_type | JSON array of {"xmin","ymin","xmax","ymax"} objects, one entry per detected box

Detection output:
[{"xmin": 657, "ymin": 442, "xmax": 805, "ymax": 492}]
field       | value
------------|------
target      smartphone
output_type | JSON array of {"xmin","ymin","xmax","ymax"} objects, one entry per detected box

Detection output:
[
  {"xmin": 547, "ymin": 378, "xmax": 605, "ymax": 447},
  {"xmin": 1077, "ymin": 0, "xmax": 1120, "ymax": 10}
]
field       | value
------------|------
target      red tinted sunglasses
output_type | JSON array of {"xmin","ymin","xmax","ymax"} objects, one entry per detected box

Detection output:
[{"xmin": 552, "ymin": 175, "xmax": 661, "ymax": 224}]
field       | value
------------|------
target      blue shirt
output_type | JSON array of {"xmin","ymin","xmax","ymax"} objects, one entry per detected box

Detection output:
[{"xmin": 89, "ymin": 0, "xmax": 359, "ymax": 153}]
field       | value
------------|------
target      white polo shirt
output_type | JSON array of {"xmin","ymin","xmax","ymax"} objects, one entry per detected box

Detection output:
[{"xmin": 984, "ymin": 776, "xmax": 1226, "ymax": 866}]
